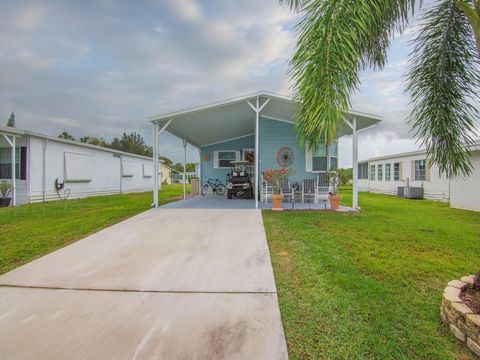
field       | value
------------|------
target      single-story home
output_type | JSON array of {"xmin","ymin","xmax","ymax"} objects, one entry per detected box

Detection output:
[
  {"xmin": 0, "ymin": 126, "xmax": 160, "ymax": 206},
  {"xmin": 178, "ymin": 172, "xmax": 196, "ymax": 184},
  {"xmin": 358, "ymin": 139, "xmax": 480, "ymax": 211},
  {"xmin": 160, "ymin": 164, "xmax": 179, "ymax": 185},
  {"xmin": 150, "ymin": 92, "xmax": 382, "ymax": 209}
]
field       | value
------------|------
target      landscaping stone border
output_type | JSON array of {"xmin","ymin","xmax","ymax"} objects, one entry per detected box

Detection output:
[{"xmin": 441, "ymin": 275, "xmax": 480, "ymax": 358}]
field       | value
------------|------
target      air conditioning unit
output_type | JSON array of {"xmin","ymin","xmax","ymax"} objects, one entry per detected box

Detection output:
[{"xmin": 397, "ymin": 177, "xmax": 424, "ymax": 199}]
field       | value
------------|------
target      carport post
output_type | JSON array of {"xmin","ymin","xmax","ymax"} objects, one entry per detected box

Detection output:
[
  {"xmin": 247, "ymin": 96, "xmax": 270, "ymax": 210},
  {"xmin": 352, "ymin": 117, "xmax": 358, "ymax": 210},
  {"xmin": 11, "ymin": 136, "xmax": 16, "ymax": 206},
  {"xmin": 183, "ymin": 139, "xmax": 187, "ymax": 200},
  {"xmin": 152, "ymin": 118, "xmax": 174, "ymax": 208},
  {"xmin": 152, "ymin": 122, "xmax": 159, "ymax": 208}
]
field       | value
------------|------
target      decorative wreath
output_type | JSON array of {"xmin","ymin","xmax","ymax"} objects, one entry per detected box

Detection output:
[
  {"xmin": 245, "ymin": 152, "xmax": 254, "ymax": 163},
  {"xmin": 276, "ymin": 147, "xmax": 295, "ymax": 167},
  {"xmin": 204, "ymin": 154, "xmax": 210, "ymax": 161}
]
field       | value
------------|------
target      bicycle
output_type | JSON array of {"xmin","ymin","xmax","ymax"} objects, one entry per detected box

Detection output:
[{"xmin": 201, "ymin": 178, "xmax": 226, "ymax": 196}]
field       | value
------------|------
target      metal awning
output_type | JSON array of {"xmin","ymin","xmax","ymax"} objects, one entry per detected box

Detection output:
[
  {"xmin": 150, "ymin": 92, "xmax": 382, "ymax": 148},
  {"xmin": 150, "ymin": 91, "xmax": 382, "ymax": 210}
]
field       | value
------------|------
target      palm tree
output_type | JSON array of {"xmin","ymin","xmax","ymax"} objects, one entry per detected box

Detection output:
[{"xmin": 282, "ymin": 0, "xmax": 480, "ymax": 178}]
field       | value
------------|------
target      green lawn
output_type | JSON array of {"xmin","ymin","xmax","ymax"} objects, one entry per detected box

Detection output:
[
  {"xmin": 263, "ymin": 190, "xmax": 480, "ymax": 359},
  {"xmin": 0, "ymin": 184, "xmax": 188, "ymax": 275}
]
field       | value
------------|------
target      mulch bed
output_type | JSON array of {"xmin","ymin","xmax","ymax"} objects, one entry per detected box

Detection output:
[{"xmin": 461, "ymin": 286, "xmax": 480, "ymax": 314}]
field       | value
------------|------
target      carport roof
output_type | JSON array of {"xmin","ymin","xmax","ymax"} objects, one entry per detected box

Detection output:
[{"xmin": 150, "ymin": 91, "xmax": 382, "ymax": 148}]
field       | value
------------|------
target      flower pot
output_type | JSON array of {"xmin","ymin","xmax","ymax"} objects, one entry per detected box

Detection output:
[
  {"xmin": 0, "ymin": 198, "xmax": 12, "ymax": 207},
  {"xmin": 329, "ymin": 195, "xmax": 341, "ymax": 210},
  {"xmin": 271, "ymin": 193, "xmax": 284, "ymax": 211}
]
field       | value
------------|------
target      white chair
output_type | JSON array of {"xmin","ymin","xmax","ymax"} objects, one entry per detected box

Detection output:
[
  {"xmin": 280, "ymin": 181, "xmax": 295, "ymax": 202},
  {"xmin": 302, "ymin": 179, "xmax": 318, "ymax": 203},
  {"xmin": 317, "ymin": 173, "xmax": 330, "ymax": 205},
  {"xmin": 260, "ymin": 174, "xmax": 274, "ymax": 203}
]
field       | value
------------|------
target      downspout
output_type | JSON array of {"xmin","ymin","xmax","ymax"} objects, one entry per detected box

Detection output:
[{"xmin": 43, "ymin": 138, "xmax": 48, "ymax": 202}]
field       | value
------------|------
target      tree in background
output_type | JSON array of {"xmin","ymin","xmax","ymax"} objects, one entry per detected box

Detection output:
[
  {"xmin": 337, "ymin": 168, "xmax": 353, "ymax": 186},
  {"xmin": 6, "ymin": 112, "xmax": 15, "ymax": 128},
  {"xmin": 160, "ymin": 156, "xmax": 173, "ymax": 167},
  {"xmin": 173, "ymin": 162, "xmax": 196, "ymax": 172},
  {"xmin": 282, "ymin": 0, "xmax": 480, "ymax": 178},
  {"xmin": 79, "ymin": 136, "xmax": 109, "ymax": 147},
  {"xmin": 110, "ymin": 132, "xmax": 150, "ymax": 157},
  {"xmin": 58, "ymin": 131, "xmax": 75, "ymax": 141}
]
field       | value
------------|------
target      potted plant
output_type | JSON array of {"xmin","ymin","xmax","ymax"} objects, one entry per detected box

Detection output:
[
  {"xmin": 0, "ymin": 181, "xmax": 13, "ymax": 207},
  {"xmin": 263, "ymin": 168, "xmax": 292, "ymax": 211},
  {"xmin": 327, "ymin": 171, "xmax": 341, "ymax": 210}
]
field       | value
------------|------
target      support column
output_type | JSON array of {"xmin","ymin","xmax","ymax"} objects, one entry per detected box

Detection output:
[
  {"xmin": 152, "ymin": 122, "xmax": 158, "ymax": 208},
  {"xmin": 197, "ymin": 147, "xmax": 202, "ymax": 186},
  {"xmin": 254, "ymin": 97, "xmax": 259, "ymax": 210},
  {"xmin": 183, "ymin": 139, "xmax": 187, "ymax": 200},
  {"xmin": 352, "ymin": 117, "xmax": 358, "ymax": 210},
  {"xmin": 247, "ymin": 96, "xmax": 270, "ymax": 210},
  {"xmin": 11, "ymin": 136, "xmax": 16, "ymax": 206}
]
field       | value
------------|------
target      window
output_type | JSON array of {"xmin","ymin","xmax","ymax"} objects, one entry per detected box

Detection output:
[
  {"xmin": 0, "ymin": 147, "xmax": 26, "ymax": 180},
  {"xmin": 309, "ymin": 142, "xmax": 338, "ymax": 172},
  {"xmin": 358, "ymin": 163, "xmax": 369, "ymax": 179},
  {"xmin": 329, "ymin": 142, "xmax": 338, "ymax": 171},
  {"xmin": 214, "ymin": 150, "xmax": 238, "ymax": 168},
  {"xmin": 393, "ymin": 162, "xmax": 400, "ymax": 181},
  {"xmin": 377, "ymin": 164, "xmax": 383, "ymax": 181},
  {"xmin": 385, "ymin": 163, "xmax": 391, "ymax": 181},
  {"xmin": 414, "ymin": 159, "xmax": 426, "ymax": 181},
  {"xmin": 312, "ymin": 144, "xmax": 328, "ymax": 172},
  {"xmin": 370, "ymin": 165, "xmax": 376, "ymax": 180}
]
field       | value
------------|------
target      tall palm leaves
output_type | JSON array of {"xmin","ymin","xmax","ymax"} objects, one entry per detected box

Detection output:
[
  {"xmin": 283, "ymin": 0, "xmax": 480, "ymax": 177},
  {"xmin": 407, "ymin": 1, "xmax": 480, "ymax": 177}
]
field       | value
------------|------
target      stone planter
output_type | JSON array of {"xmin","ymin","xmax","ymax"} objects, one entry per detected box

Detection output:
[{"xmin": 441, "ymin": 275, "xmax": 480, "ymax": 358}]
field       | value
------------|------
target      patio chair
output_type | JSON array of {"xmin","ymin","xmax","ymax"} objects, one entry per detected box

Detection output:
[
  {"xmin": 280, "ymin": 181, "xmax": 295, "ymax": 202},
  {"xmin": 302, "ymin": 179, "xmax": 318, "ymax": 204},
  {"xmin": 317, "ymin": 173, "xmax": 330, "ymax": 207},
  {"xmin": 260, "ymin": 172, "xmax": 274, "ymax": 203}
]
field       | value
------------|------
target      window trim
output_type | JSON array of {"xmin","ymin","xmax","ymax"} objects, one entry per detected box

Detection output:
[
  {"xmin": 385, "ymin": 163, "xmax": 391, "ymax": 181},
  {"xmin": 393, "ymin": 162, "xmax": 400, "ymax": 181},
  {"xmin": 214, "ymin": 150, "xmax": 239, "ymax": 169},
  {"xmin": 414, "ymin": 159, "xmax": 426, "ymax": 181},
  {"xmin": 377, "ymin": 164, "xmax": 383, "ymax": 181}
]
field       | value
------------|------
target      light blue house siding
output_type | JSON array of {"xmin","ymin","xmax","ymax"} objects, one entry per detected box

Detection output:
[
  {"xmin": 259, "ymin": 117, "xmax": 315, "ymax": 183},
  {"xmin": 200, "ymin": 117, "xmax": 338, "ymax": 188},
  {"xmin": 200, "ymin": 135, "xmax": 254, "ymax": 186}
]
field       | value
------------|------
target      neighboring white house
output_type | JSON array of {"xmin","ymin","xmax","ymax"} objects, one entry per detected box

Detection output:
[
  {"xmin": 0, "ymin": 126, "xmax": 160, "ymax": 206},
  {"xmin": 178, "ymin": 172, "xmax": 196, "ymax": 184},
  {"xmin": 359, "ymin": 140, "xmax": 480, "ymax": 211},
  {"xmin": 450, "ymin": 141, "xmax": 480, "ymax": 212}
]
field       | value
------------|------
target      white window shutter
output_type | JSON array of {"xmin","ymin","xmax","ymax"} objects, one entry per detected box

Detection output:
[
  {"xmin": 399, "ymin": 161, "xmax": 403, "ymax": 180},
  {"xmin": 235, "ymin": 151, "xmax": 241, "ymax": 161},
  {"xmin": 213, "ymin": 151, "xmax": 219, "ymax": 169},
  {"xmin": 426, "ymin": 163, "xmax": 431, "ymax": 182},
  {"xmin": 305, "ymin": 145, "xmax": 313, "ymax": 172}
]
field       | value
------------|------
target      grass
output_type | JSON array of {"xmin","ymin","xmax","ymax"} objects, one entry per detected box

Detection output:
[
  {"xmin": 0, "ymin": 184, "xmax": 189, "ymax": 275},
  {"xmin": 263, "ymin": 189, "xmax": 480, "ymax": 359}
]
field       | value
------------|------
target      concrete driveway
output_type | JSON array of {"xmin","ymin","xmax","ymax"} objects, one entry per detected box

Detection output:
[{"xmin": 0, "ymin": 208, "xmax": 288, "ymax": 360}]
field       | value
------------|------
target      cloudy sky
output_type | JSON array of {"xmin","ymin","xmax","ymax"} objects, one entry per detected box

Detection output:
[{"xmin": 0, "ymin": 0, "xmax": 444, "ymax": 166}]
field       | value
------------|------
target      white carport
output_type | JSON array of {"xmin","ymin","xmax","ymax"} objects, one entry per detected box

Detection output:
[{"xmin": 150, "ymin": 92, "xmax": 381, "ymax": 210}]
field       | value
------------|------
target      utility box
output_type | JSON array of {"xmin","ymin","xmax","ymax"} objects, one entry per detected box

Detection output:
[{"xmin": 191, "ymin": 178, "xmax": 200, "ymax": 196}]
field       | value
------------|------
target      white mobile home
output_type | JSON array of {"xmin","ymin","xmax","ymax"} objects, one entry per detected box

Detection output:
[
  {"xmin": 0, "ymin": 126, "xmax": 159, "ymax": 206},
  {"xmin": 359, "ymin": 140, "xmax": 480, "ymax": 211}
]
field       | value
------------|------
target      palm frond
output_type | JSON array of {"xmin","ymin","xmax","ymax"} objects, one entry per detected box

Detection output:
[
  {"xmin": 287, "ymin": 0, "xmax": 417, "ymax": 149},
  {"xmin": 406, "ymin": 0, "xmax": 480, "ymax": 178},
  {"xmin": 456, "ymin": 0, "xmax": 480, "ymax": 56}
]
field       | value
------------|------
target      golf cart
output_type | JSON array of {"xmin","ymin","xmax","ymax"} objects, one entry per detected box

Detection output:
[{"xmin": 226, "ymin": 161, "xmax": 254, "ymax": 199}]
